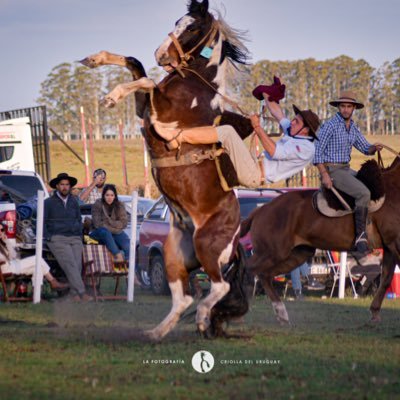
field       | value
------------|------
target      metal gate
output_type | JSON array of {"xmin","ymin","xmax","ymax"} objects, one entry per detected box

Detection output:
[{"xmin": 0, "ymin": 106, "xmax": 51, "ymax": 183}]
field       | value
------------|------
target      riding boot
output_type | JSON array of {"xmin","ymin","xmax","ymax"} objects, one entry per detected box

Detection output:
[{"xmin": 353, "ymin": 206, "xmax": 372, "ymax": 263}]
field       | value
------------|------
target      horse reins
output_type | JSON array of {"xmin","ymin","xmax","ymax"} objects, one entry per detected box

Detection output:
[{"xmin": 168, "ymin": 24, "xmax": 217, "ymax": 75}]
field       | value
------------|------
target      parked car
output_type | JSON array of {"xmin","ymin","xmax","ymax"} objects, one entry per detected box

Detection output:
[{"xmin": 138, "ymin": 188, "xmax": 283, "ymax": 295}]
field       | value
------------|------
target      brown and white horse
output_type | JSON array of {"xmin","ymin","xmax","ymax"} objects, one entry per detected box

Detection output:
[{"xmin": 81, "ymin": 0, "xmax": 253, "ymax": 339}]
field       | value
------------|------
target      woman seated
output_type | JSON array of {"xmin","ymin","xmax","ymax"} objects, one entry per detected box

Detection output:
[
  {"xmin": 89, "ymin": 184, "xmax": 130, "ymax": 262},
  {"xmin": 0, "ymin": 226, "xmax": 68, "ymax": 291}
]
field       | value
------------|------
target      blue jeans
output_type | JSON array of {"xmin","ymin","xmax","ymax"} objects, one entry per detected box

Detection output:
[
  {"xmin": 291, "ymin": 262, "xmax": 310, "ymax": 291},
  {"xmin": 89, "ymin": 227, "xmax": 130, "ymax": 259}
]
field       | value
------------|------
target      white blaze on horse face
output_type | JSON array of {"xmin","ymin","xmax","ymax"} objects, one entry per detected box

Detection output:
[
  {"xmin": 155, "ymin": 15, "xmax": 195, "ymax": 65},
  {"xmin": 217, "ymin": 225, "xmax": 240, "ymax": 266}
]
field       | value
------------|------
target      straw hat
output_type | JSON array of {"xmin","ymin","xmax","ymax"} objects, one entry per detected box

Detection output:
[{"xmin": 329, "ymin": 90, "xmax": 364, "ymax": 109}]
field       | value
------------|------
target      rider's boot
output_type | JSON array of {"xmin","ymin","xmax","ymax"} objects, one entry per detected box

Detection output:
[{"xmin": 353, "ymin": 206, "xmax": 373, "ymax": 265}]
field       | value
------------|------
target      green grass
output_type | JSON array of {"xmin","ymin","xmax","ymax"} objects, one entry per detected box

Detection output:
[{"xmin": 0, "ymin": 287, "xmax": 399, "ymax": 399}]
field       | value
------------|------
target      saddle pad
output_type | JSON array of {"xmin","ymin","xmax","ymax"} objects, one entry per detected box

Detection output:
[{"xmin": 313, "ymin": 191, "xmax": 385, "ymax": 217}]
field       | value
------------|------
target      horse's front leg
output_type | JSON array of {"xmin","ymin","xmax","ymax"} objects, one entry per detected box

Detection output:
[
  {"xmin": 80, "ymin": 50, "xmax": 131, "ymax": 69},
  {"xmin": 101, "ymin": 78, "xmax": 156, "ymax": 108},
  {"xmin": 146, "ymin": 225, "xmax": 199, "ymax": 341},
  {"xmin": 193, "ymin": 219, "xmax": 240, "ymax": 333},
  {"xmin": 370, "ymin": 243, "xmax": 398, "ymax": 322}
]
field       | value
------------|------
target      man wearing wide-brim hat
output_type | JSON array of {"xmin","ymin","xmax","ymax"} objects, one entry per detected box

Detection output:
[
  {"xmin": 313, "ymin": 90, "xmax": 384, "ymax": 264},
  {"xmin": 44, "ymin": 173, "xmax": 92, "ymax": 302}
]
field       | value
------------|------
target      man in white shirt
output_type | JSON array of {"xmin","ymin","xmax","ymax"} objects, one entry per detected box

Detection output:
[{"xmin": 154, "ymin": 95, "xmax": 320, "ymax": 187}]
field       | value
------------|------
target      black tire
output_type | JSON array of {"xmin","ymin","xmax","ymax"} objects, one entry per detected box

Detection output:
[
  {"xmin": 136, "ymin": 266, "xmax": 151, "ymax": 289},
  {"xmin": 150, "ymin": 255, "xmax": 170, "ymax": 295}
]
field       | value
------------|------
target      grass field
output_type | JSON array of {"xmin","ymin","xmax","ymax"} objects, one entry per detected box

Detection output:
[
  {"xmin": 49, "ymin": 134, "xmax": 400, "ymax": 197},
  {"xmin": 0, "ymin": 286, "xmax": 399, "ymax": 399}
]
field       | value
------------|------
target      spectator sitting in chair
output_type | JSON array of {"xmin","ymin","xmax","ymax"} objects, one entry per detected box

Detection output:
[
  {"xmin": 89, "ymin": 184, "xmax": 130, "ymax": 262},
  {"xmin": 0, "ymin": 224, "xmax": 68, "ymax": 291},
  {"xmin": 44, "ymin": 172, "xmax": 93, "ymax": 302},
  {"xmin": 291, "ymin": 259, "xmax": 325, "ymax": 300}
]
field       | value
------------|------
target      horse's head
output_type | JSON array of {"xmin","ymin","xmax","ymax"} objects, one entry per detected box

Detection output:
[{"xmin": 155, "ymin": 0, "xmax": 214, "ymax": 71}]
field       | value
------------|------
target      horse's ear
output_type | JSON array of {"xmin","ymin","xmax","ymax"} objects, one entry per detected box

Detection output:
[{"xmin": 187, "ymin": 0, "xmax": 209, "ymax": 16}]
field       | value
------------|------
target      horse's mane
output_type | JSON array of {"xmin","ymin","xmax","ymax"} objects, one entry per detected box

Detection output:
[
  {"xmin": 208, "ymin": 10, "xmax": 250, "ymax": 108},
  {"xmin": 213, "ymin": 11, "xmax": 250, "ymax": 66}
]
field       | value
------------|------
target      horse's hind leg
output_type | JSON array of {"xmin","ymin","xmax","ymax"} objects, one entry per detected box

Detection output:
[
  {"xmin": 370, "ymin": 242, "xmax": 399, "ymax": 322},
  {"xmin": 146, "ymin": 225, "xmax": 199, "ymax": 340}
]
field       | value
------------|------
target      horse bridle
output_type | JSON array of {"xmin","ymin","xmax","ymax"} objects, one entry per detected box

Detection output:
[{"xmin": 168, "ymin": 23, "xmax": 217, "ymax": 72}]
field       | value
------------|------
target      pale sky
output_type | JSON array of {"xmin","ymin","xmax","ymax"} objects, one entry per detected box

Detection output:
[{"xmin": 0, "ymin": 0, "xmax": 399, "ymax": 111}]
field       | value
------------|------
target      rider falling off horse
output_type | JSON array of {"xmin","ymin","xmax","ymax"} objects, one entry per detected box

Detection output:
[
  {"xmin": 154, "ymin": 76, "xmax": 320, "ymax": 188},
  {"xmin": 313, "ymin": 90, "xmax": 384, "ymax": 264}
]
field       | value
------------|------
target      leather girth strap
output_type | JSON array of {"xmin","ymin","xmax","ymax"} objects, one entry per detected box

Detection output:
[
  {"xmin": 151, "ymin": 146, "xmax": 224, "ymax": 168},
  {"xmin": 151, "ymin": 145, "xmax": 233, "ymax": 192}
]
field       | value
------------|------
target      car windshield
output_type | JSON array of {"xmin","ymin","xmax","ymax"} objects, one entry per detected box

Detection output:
[
  {"xmin": 0, "ymin": 175, "xmax": 43, "ymax": 202},
  {"xmin": 238, "ymin": 197, "xmax": 275, "ymax": 219}
]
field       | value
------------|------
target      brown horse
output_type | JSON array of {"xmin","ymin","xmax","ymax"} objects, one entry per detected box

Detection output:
[
  {"xmin": 80, "ymin": 0, "xmax": 253, "ymax": 339},
  {"xmin": 241, "ymin": 155, "xmax": 400, "ymax": 324}
]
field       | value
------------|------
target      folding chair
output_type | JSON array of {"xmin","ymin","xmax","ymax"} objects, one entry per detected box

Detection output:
[
  {"xmin": 325, "ymin": 251, "xmax": 358, "ymax": 298},
  {"xmin": 82, "ymin": 244, "xmax": 129, "ymax": 302}
]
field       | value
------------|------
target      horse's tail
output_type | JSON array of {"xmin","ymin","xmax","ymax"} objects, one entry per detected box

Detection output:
[{"xmin": 240, "ymin": 208, "xmax": 257, "ymax": 237}]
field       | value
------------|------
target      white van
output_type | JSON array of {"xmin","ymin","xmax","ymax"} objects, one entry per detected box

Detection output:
[{"xmin": 0, "ymin": 117, "xmax": 35, "ymax": 171}]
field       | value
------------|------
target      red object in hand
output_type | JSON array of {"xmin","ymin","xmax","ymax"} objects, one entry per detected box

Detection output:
[{"xmin": 252, "ymin": 76, "xmax": 286, "ymax": 103}]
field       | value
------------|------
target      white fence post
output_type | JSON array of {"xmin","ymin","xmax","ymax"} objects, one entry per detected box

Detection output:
[
  {"xmin": 127, "ymin": 191, "xmax": 138, "ymax": 303},
  {"xmin": 338, "ymin": 251, "xmax": 347, "ymax": 299},
  {"xmin": 33, "ymin": 190, "xmax": 44, "ymax": 304}
]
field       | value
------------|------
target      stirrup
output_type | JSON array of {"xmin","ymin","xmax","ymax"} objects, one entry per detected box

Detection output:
[{"xmin": 355, "ymin": 232, "xmax": 368, "ymax": 245}]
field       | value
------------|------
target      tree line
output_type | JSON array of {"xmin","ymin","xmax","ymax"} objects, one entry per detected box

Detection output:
[{"xmin": 38, "ymin": 55, "xmax": 399, "ymax": 140}]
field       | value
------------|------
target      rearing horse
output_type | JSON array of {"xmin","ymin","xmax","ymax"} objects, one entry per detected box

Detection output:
[{"xmin": 81, "ymin": 0, "xmax": 253, "ymax": 339}]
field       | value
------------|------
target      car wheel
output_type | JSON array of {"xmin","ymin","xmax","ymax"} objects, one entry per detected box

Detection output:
[
  {"xmin": 150, "ymin": 255, "xmax": 170, "ymax": 295},
  {"xmin": 136, "ymin": 267, "xmax": 151, "ymax": 289}
]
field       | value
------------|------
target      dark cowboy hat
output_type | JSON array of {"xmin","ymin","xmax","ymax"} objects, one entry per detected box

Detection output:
[
  {"xmin": 292, "ymin": 104, "xmax": 321, "ymax": 139},
  {"xmin": 49, "ymin": 172, "xmax": 78, "ymax": 189},
  {"xmin": 252, "ymin": 76, "xmax": 286, "ymax": 103},
  {"xmin": 329, "ymin": 90, "xmax": 364, "ymax": 109}
]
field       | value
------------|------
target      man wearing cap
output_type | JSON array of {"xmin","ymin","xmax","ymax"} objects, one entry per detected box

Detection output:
[
  {"xmin": 313, "ymin": 90, "xmax": 383, "ymax": 261},
  {"xmin": 153, "ymin": 80, "xmax": 320, "ymax": 187},
  {"xmin": 44, "ymin": 173, "xmax": 92, "ymax": 302},
  {"xmin": 79, "ymin": 168, "xmax": 107, "ymax": 204}
]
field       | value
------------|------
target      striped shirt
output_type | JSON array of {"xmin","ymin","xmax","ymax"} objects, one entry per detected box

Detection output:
[{"xmin": 313, "ymin": 112, "xmax": 371, "ymax": 164}]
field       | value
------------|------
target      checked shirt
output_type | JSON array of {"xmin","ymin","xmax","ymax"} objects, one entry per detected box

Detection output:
[{"xmin": 313, "ymin": 112, "xmax": 371, "ymax": 164}]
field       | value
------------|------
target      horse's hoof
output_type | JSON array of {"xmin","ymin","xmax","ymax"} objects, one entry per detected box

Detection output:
[
  {"xmin": 100, "ymin": 97, "xmax": 116, "ymax": 108},
  {"xmin": 370, "ymin": 314, "xmax": 381, "ymax": 323},
  {"xmin": 197, "ymin": 317, "xmax": 210, "ymax": 333},
  {"xmin": 79, "ymin": 57, "xmax": 97, "ymax": 68},
  {"xmin": 144, "ymin": 329, "xmax": 161, "ymax": 341}
]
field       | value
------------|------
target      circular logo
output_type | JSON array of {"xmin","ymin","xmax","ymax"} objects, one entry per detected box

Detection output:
[{"xmin": 191, "ymin": 350, "xmax": 214, "ymax": 373}]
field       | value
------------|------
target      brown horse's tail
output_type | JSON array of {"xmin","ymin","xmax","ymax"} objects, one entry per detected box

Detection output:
[{"xmin": 240, "ymin": 210, "xmax": 256, "ymax": 237}]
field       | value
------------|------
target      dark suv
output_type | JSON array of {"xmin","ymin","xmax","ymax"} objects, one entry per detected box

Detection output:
[{"xmin": 137, "ymin": 188, "xmax": 283, "ymax": 295}]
